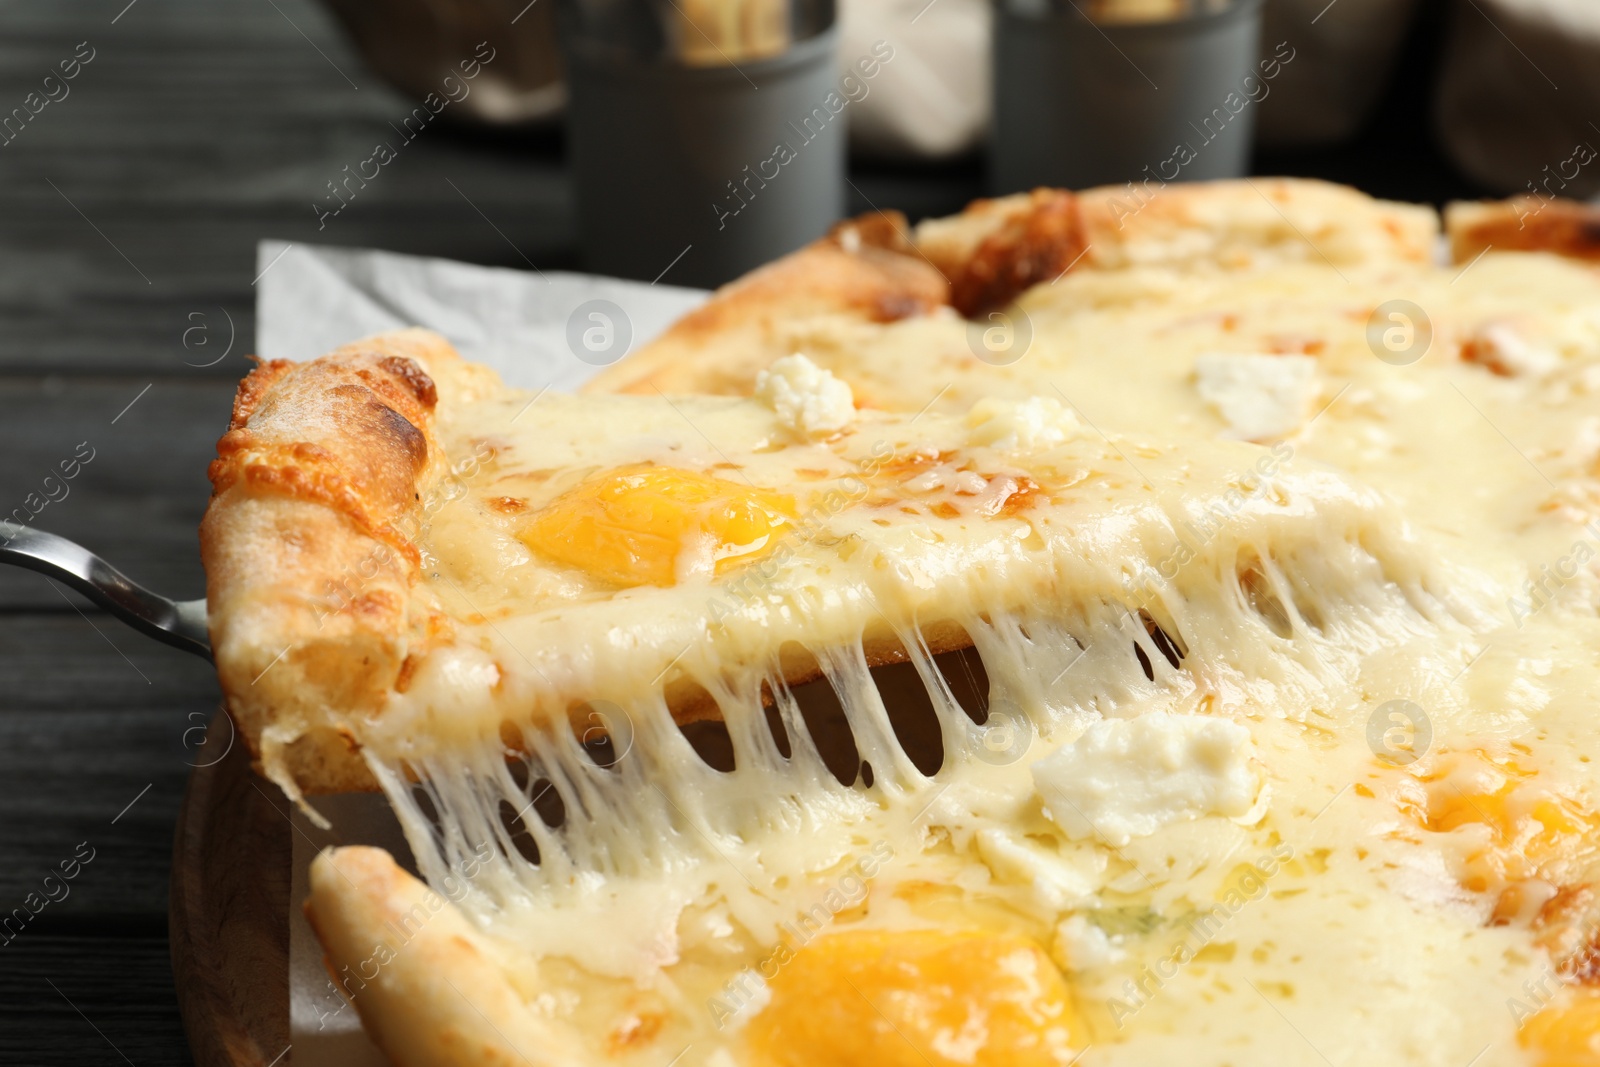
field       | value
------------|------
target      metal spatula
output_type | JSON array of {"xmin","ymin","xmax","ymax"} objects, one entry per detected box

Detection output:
[{"xmin": 0, "ymin": 521, "xmax": 210, "ymax": 660}]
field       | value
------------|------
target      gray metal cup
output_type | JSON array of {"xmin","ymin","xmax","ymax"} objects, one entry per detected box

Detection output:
[
  {"xmin": 563, "ymin": 28, "xmax": 845, "ymax": 288},
  {"xmin": 992, "ymin": 0, "xmax": 1266, "ymax": 194}
]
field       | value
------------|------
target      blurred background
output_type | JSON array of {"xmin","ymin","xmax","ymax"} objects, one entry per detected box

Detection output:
[
  {"xmin": 0, "ymin": 0, "xmax": 1595, "ymax": 1062},
  {"xmin": 4, "ymin": 0, "xmax": 1597, "ymax": 322}
]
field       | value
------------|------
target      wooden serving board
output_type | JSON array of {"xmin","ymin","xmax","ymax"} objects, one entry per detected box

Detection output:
[{"xmin": 169, "ymin": 713, "xmax": 291, "ymax": 1067}]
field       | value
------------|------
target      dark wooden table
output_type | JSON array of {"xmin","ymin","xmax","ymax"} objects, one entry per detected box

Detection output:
[{"xmin": 0, "ymin": 0, "xmax": 1478, "ymax": 1063}]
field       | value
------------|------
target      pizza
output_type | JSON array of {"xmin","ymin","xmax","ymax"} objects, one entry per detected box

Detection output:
[
  {"xmin": 200, "ymin": 179, "xmax": 1600, "ymax": 1066},
  {"xmin": 582, "ymin": 179, "xmax": 1437, "ymax": 401}
]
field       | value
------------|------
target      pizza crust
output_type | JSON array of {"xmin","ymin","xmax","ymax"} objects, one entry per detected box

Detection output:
[
  {"xmin": 201, "ymin": 329, "xmax": 468, "ymax": 800},
  {"xmin": 305, "ymin": 846, "xmax": 576, "ymax": 1067},
  {"xmin": 585, "ymin": 178, "xmax": 1439, "ymax": 399},
  {"xmin": 580, "ymin": 210, "xmax": 949, "ymax": 400},
  {"xmin": 1446, "ymin": 197, "xmax": 1600, "ymax": 264}
]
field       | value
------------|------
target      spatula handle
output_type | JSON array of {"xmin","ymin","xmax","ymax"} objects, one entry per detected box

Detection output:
[{"xmin": 0, "ymin": 521, "xmax": 211, "ymax": 660}]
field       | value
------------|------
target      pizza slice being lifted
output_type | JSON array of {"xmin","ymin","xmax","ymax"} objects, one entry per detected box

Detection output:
[
  {"xmin": 203, "ymin": 328, "xmax": 1457, "ymax": 807},
  {"xmin": 201, "ymin": 180, "xmax": 1600, "ymax": 1067}
]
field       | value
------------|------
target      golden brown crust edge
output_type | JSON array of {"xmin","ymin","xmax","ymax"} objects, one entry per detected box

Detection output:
[
  {"xmin": 201, "ymin": 328, "xmax": 461, "ymax": 800},
  {"xmin": 586, "ymin": 178, "xmax": 1442, "ymax": 399},
  {"xmin": 1446, "ymin": 197, "xmax": 1600, "ymax": 265},
  {"xmin": 580, "ymin": 209, "xmax": 950, "ymax": 399},
  {"xmin": 305, "ymin": 846, "xmax": 574, "ymax": 1067}
]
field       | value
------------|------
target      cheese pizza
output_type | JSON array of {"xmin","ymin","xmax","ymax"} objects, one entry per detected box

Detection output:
[{"xmin": 200, "ymin": 180, "xmax": 1600, "ymax": 1066}]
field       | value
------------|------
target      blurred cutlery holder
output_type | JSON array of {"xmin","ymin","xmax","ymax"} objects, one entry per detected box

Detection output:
[
  {"xmin": 992, "ymin": 0, "xmax": 1264, "ymax": 193},
  {"xmin": 562, "ymin": 26, "xmax": 844, "ymax": 288}
]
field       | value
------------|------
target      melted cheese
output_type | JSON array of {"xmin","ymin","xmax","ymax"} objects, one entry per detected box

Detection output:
[
  {"xmin": 965, "ymin": 397, "xmax": 1082, "ymax": 451},
  {"xmin": 354, "ymin": 389, "xmax": 1507, "ymax": 1065},
  {"xmin": 305, "ymin": 249, "xmax": 1600, "ymax": 1067}
]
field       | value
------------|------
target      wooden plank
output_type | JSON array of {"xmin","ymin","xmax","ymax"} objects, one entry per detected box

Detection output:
[
  {"xmin": 0, "ymin": 202, "xmax": 577, "ymax": 379},
  {"xmin": 0, "ymin": 0, "xmax": 577, "ymax": 375},
  {"xmin": 0, "ymin": 612, "xmax": 217, "ymax": 919},
  {"xmin": 0, "ymin": 195, "xmax": 576, "ymax": 368},
  {"xmin": 0, "ymin": 613, "xmax": 216, "ymax": 709},
  {"xmin": 0, "ymin": 934, "xmax": 191, "ymax": 1067},
  {"xmin": 0, "ymin": 702, "xmax": 204, "ymax": 919},
  {"xmin": 0, "ymin": 376, "xmax": 227, "ymax": 609}
]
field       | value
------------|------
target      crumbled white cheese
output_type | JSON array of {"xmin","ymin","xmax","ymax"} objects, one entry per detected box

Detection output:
[
  {"xmin": 966, "ymin": 396, "xmax": 1081, "ymax": 450},
  {"xmin": 755, "ymin": 354, "xmax": 856, "ymax": 439},
  {"xmin": 1031, "ymin": 712, "xmax": 1265, "ymax": 847},
  {"xmin": 1194, "ymin": 353, "xmax": 1319, "ymax": 441},
  {"xmin": 1053, "ymin": 913, "xmax": 1124, "ymax": 972},
  {"xmin": 975, "ymin": 827, "xmax": 1100, "ymax": 913}
]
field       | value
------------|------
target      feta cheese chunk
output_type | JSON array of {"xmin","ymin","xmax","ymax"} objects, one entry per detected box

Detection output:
[
  {"xmin": 755, "ymin": 354, "xmax": 855, "ymax": 439},
  {"xmin": 975, "ymin": 827, "xmax": 1101, "ymax": 913},
  {"xmin": 966, "ymin": 396, "xmax": 1081, "ymax": 450},
  {"xmin": 1194, "ymin": 353, "xmax": 1319, "ymax": 441},
  {"xmin": 1053, "ymin": 913, "xmax": 1124, "ymax": 972},
  {"xmin": 1031, "ymin": 712, "xmax": 1265, "ymax": 846}
]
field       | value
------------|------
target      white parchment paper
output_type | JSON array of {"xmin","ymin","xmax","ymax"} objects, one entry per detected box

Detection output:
[
  {"xmin": 257, "ymin": 240, "xmax": 707, "ymax": 1066},
  {"xmin": 255, "ymin": 239, "xmax": 706, "ymax": 391}
]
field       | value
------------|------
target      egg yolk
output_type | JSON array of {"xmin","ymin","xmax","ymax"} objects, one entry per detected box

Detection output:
[
  {"xmin": 519, "ymin": 464, "xmax": 794, "ymax": 588},
  {"xmin": 746, "ymin": 929, "xmax": 1082, "ymax": 1067},
  {"xmin": 1520, "ymin": 988, "xmax": 1600, "ymax": 1065},
  {"xmin": 1393, "ymin": 754, "xmax": 1599, "ymax": 908}
]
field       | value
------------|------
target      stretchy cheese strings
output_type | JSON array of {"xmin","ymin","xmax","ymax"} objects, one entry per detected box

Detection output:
[{"xmin": 365, "ymin": 517, "xmax": 1480, "ymax": 955}]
